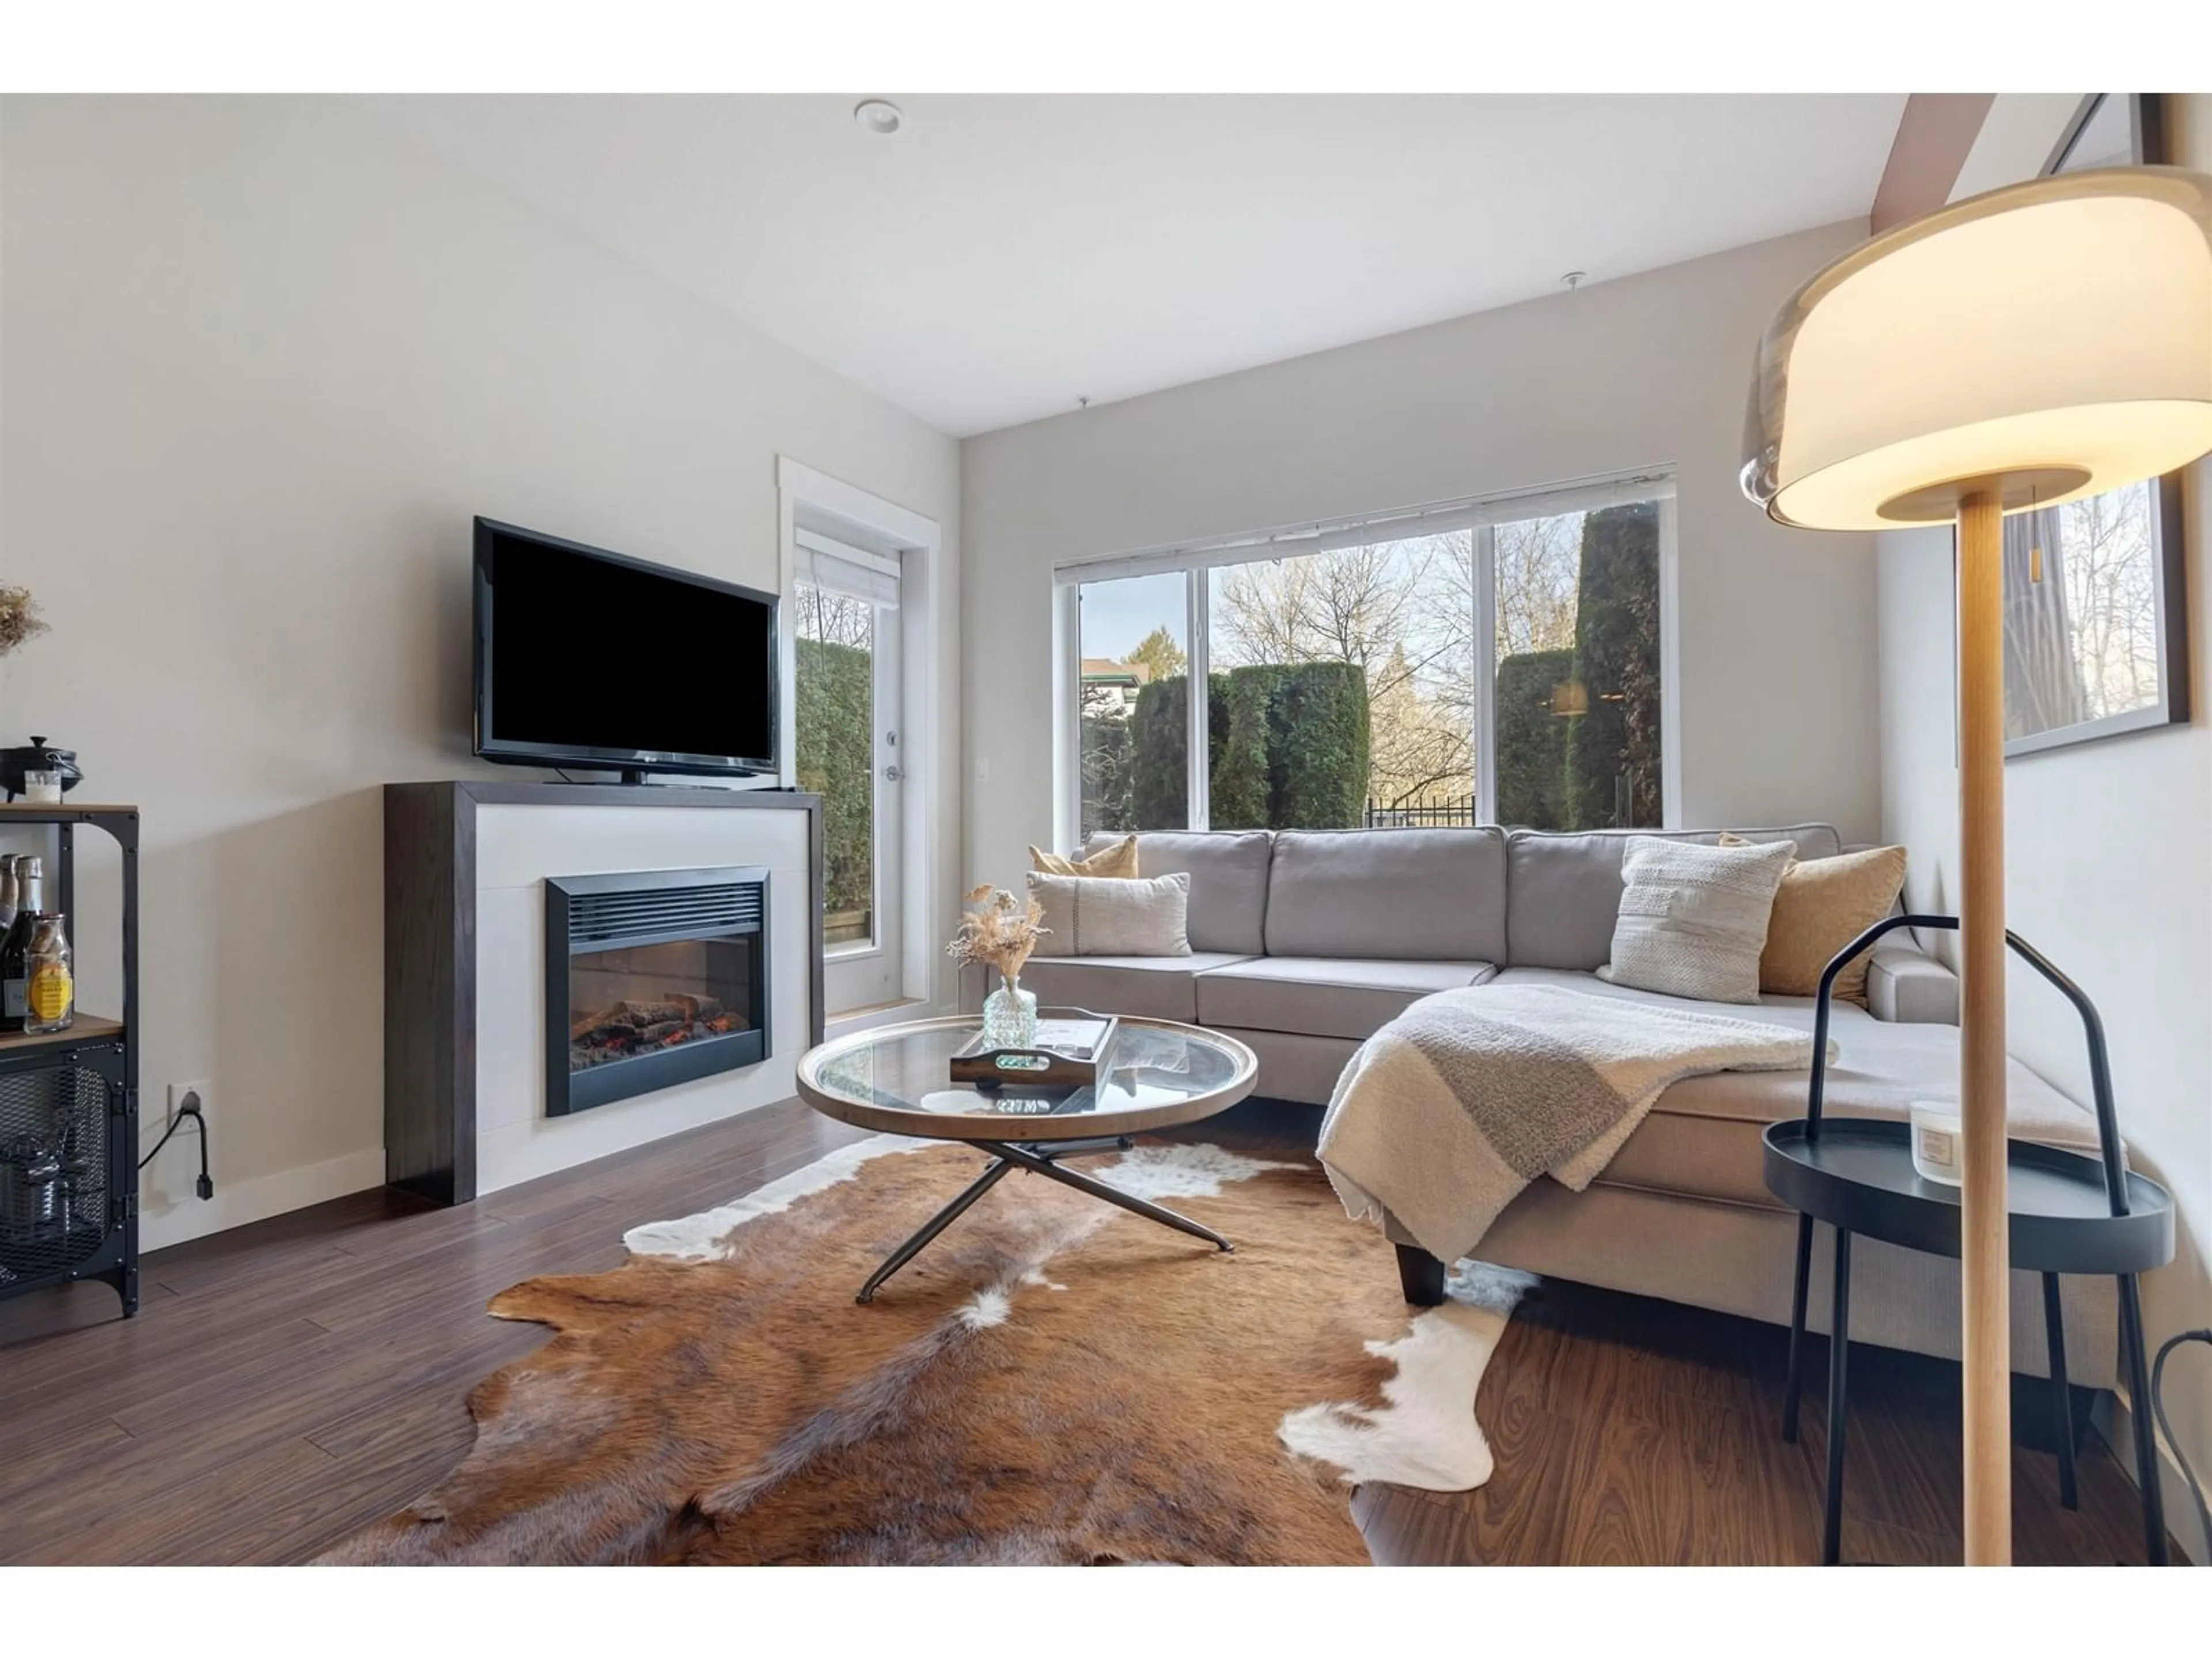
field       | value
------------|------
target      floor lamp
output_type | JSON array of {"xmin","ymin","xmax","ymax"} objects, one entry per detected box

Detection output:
[{"xmin": 1741, "ymin": 165, "xmax": 2212, "ymax": 1565}]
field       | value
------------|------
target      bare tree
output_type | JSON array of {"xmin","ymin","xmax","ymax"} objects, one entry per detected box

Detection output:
[
  {"xmin": 1493, "ymin": 512, "xmax": 1582, "ymax": 657},
  {"xmin": 1213, "ymin": 533, "xmax": 1477, "ymax": 807},
  {"xmin": 797, "ymin": 584, "xmax": 873, "ymax": 650},
  {"xmin": 2057, "ymin": 484, "xmax": 2159, "ymax": 719}
]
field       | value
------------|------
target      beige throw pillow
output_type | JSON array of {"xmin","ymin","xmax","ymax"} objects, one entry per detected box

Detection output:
[
  {"xmin": 1599, "ymin": 836, "xmax": 1795, "ymax": 1004},
  {"xmin": 1029, "ymin": 834, "xmax": 1139, "ymax": 879},
  {"xmin": 1025, "ymin": 870, "xmax": 1191, "ymax": 958},
  {"xmin": 1721, "ymin": 834, "xmax": 1907, "ymax": 1007}
]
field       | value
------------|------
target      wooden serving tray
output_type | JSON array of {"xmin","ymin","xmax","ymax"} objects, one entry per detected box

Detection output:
[{"xmin": 949, "ymin": 1008, "xmax": 1120, "ymax": 1090}]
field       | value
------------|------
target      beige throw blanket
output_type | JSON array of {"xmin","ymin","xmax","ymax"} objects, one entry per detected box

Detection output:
[{"xmin": 1320, "ymin": 984, "xmax": 1830, "ymax": 1263}]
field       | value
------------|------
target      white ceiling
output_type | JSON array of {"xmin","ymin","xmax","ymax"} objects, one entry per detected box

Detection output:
[{"xmin": 362, "ymin": 94, "xmax": 1907, "ymax": 438}]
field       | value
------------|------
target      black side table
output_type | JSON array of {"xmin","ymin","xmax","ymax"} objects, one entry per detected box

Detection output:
[{"xmin": 1761, "ymin": 915, "xmax": 2176, "ymax": 1567}]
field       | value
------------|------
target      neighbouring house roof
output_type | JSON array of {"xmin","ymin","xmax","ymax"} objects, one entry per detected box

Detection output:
[{"xmin": 1081, "ymin": 657, "xmax": 1149, "ymax": 686}]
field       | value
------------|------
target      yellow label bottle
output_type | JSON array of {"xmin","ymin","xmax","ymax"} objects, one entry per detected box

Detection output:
[{"xmin": 24, "ymin": 914, "xmax": 74, "ymax": 1035}]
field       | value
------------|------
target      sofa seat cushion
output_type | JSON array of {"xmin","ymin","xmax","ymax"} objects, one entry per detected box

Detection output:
[
  {"xmin": 1020, "ymin": 952, "xmax": 1256, "ymax": 1024},
  {"xmin": 1486, "ymin": 968, "xmax": 2101, "ymax": 1209},
  {"xmin": 1196, "ymin": 957, "xmax": 1498, "ymax": 1041}
]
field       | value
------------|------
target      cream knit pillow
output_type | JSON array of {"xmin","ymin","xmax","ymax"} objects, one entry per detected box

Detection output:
[
  {"xmin": 1721, "ymin": 835, "xmax": 1908, "ymax": 1007},
  {"xmin": 1599, "ymin": 836, "xmax": 1795, "ymax": 1004}
]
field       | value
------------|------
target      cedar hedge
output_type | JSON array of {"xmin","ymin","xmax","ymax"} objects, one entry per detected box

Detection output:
[
  {"xmin": 1126, "ymin": 661, "xmax": 1368, "ymax": 831},
  {"xmin": 1493, "ymin": 645, "xmax": 1574, "ymax": 829},
  {"xmin": 794, "ymin": 635, "xmax": 875, "ymax": 916},
  {"xmin": 1565, "ymin": 502, "xmax": 1664, "ymax": 829}
]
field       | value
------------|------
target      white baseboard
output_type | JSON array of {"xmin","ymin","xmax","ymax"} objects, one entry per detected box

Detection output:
[
  {"xmin": 137, "ymin": 1147, "xmax": 387, "ymax": 1255},
  {"xmin": 2093, "ymin": 1388, "xmax": 2208, "ymax": 1565}
]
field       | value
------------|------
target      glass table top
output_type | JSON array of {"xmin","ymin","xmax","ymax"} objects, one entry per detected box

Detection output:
[{"xmin": 797, "ymin": 1016, "xmax": 1257, "ymax": 1141}]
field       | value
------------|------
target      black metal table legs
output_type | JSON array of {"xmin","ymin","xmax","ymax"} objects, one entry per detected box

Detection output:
[
  {"xmin": 2118, "ymin": 1272, "xmax": 2169, "ymax": 1566},
  {"xmin": 1822, "ymin": 1228, "xmax": 1852, "ymax": 1566},
  {"xmin": 855, "ymin": 1156, "xmax": 1017, "ymax": 1304},
  {"xmin": 1782, "ymin": 1212, "xmax": 1815, "ymax": 1443},
  {"xmin": 1781, "ymin": 1223, "xmax": 2169, "ymax": 1565},
  {"xmin": 854, "ymin": 1135, "xmax": 1233, "ymax": 1305},
  {"xmin": 2042, "ymin": 1272, "xmax": 2078, "ymax": 1510}
]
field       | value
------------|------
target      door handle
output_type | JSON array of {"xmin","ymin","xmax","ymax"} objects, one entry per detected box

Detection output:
[{"xmin": 883, "ymin": 765, "xmax": 903, "ymax": 783}]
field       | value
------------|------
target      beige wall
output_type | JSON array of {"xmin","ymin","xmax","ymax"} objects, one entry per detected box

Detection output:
[
  {"xmin": 0, "ymin": 96, "xmax": 961, "ymax": 1247},
  {"xmin": 959, "ymin": 219, "xmax": 1882, "ymax": 888},
  {"xmin": 1878, "ymin": 93, "xmax": 2212, "ymax": 1554}
]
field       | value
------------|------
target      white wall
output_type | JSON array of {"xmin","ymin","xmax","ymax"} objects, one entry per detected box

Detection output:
[
  {"xmin": 1878, "ymin": 93, "xmax": 2212, "ymax": 1553},
  {"xmin": 959, "ymin": 220, "xmax": 1882, "ymax": 886},
  {"xmin": 0, "ymin": 96, "xmax": 961, "ymax": 1248}
]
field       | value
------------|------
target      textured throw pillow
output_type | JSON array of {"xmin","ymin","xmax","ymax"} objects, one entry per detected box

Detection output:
[
  {"xmin": 1721, "ymin": 834, "xmax": 1907, "ymax": 1007},
  {"xmin": 1025, "ymin": 871, "xmax": 1191, "ymax": 958},
  {"xmin": 1599, "ymin": 836, "xmax": 1796, "ymax": 1004},
  {"xmin": 1029, "ymin": 834, "xmax": 1139, "ymax": 879}
]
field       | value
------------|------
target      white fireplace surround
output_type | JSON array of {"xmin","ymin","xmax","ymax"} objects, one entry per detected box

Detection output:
[{"xmin": 472, "ymin": 800, "xmax": 814, "ymax": 1194}]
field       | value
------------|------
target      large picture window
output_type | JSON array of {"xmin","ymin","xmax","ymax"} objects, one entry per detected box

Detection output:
[{"xmin": 1063, "ymin": 476, "xmax": 1672, "ymax": 839}]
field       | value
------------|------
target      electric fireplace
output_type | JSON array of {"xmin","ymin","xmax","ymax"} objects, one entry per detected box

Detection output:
[{"xmin": 544, "ymin": 865, "xmax": 769, "ymax": 1116}]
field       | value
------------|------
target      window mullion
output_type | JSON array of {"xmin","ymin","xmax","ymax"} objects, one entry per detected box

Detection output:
[
  {"xmin": 1186, "ymin": 566, "xmax": 1210, "ymax": 831},
  {"xmin": 1474, "ymin": 525, "xmax": 1498, "ymax": 827}
]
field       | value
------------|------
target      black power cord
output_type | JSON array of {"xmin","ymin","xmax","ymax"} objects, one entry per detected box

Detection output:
[
  {"xmin": 2150, "ymin": 1328, "xmax": 2212, "ymax": 1563},
  {"xmin": 139, "ymin": 1091, "xmax": 214, "ymax": 1200}
]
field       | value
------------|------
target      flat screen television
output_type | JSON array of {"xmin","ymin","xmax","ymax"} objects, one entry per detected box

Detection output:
[{"xmin": 473, "ymin": 517, "xmax": 779, "ymax": 781}]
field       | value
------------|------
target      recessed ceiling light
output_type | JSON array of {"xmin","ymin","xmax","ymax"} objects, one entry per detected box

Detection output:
[{"xmin": 854, "ymin": 100, "xmax": 903, "ymax": 137}]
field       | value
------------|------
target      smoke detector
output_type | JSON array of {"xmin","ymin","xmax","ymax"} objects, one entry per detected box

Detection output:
[{"xmin": 854, "ymin": 100, "xmax": 903, "ymax": 137}]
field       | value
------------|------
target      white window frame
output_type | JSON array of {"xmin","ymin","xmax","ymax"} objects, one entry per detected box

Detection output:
[{"xmin": 1053, "ymin": 469, "xmax": 1679, "ymax": 840}]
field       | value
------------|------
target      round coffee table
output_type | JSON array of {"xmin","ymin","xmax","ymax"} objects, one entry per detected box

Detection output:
[{"xmin": 796, "ymin": 1014, "xmax": 1258, "ymax": 1303}]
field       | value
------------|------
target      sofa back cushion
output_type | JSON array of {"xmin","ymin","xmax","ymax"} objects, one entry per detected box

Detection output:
[
  {"xmin": 1263, "ymin": 828, "xmax": 1509, "ymax": 962},
  {"xmin": 1505, "ymin": 824, "xmax": 1845, "ymax": 970},
  {"xmin": 1084, "ymin": 830, "xmax": 1272, "ymax": 955}
]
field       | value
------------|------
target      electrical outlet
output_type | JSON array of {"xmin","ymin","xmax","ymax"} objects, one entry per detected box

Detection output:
[
  {"xmin": 975, "ymin": 756, "xmax": 991, "ymax": 782},
  {"xmin": 167, "ymin": 1079, "xmax": 211, "ymax": 1131}
]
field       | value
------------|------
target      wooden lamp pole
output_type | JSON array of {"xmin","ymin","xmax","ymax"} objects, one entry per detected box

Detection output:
[{"xmin": 1955, "ymin": 486, "xmax": 2010, "ymax": 1565}]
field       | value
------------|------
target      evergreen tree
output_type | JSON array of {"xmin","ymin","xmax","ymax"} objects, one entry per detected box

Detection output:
[{"xmin": 1563, "ymin": 503, "xmax": 1663, "ymax": 828}]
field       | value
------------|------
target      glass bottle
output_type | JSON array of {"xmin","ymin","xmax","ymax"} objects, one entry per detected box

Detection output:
[
  {"xmin": 0, "ymin": 854, "xmax": 19, "ymax": 935},
  {"xmin": 24, "ymin": 915, "xmax": 74, "ymax": 1035},
  {"xmin": 0, "ymin": 855, "xmax": 43, "ymax": 1032},
  {"xmin": 980, "ymin": 968, "xmax": 1039, "ymax": 1049}
]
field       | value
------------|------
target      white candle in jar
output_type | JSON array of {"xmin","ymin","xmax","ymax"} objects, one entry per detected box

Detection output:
[{"xmin": 1909, "ymin": 1100, "xmax": 1965, "ymax": 1186}]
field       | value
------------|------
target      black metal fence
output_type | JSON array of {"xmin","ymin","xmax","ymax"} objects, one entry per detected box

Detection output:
[{"xmin": 1364, "ymin": 795, "xmax": 1479, "ymax": 829}]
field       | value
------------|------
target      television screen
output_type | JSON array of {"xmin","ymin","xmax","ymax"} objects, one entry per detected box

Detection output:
[{"xmin": 474, "ymin": 518, "xmax": 778, "ymax": 777}]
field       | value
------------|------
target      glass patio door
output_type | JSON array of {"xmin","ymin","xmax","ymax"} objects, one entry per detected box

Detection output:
[{"xmin": 794, "ymin": 529, "xmax": 902, "ymax": 1015}]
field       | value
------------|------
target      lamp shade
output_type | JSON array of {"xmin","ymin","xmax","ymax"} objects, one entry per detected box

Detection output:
[{"xmin": 1743, "ymin": 166, "xmax": 2212, "ymax": 530}]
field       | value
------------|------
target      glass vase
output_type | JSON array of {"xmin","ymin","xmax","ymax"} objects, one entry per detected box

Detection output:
[{"xmin": 981, "ymin": 971, "xmax": 1038, "ymax": 1048}]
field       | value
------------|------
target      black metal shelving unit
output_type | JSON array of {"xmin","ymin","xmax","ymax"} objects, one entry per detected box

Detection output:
[{"xmin": 0, "ymin": 802, "xmax": 139, "ymax": 1317}]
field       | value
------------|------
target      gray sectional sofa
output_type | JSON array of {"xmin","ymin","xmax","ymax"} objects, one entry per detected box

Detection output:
[{"xmin": 972, "ymin": 824, "xmax": 2118, "ymax": 1385}]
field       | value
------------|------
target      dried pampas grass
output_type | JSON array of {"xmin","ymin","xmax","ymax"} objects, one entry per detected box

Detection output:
[
  {"xmin": 0, "ymin": 585, "xmax": 48, "ymax": 657},
  {"xmin": 946, "ymin": 883, "xmax": 1049, "ymax": 983}
]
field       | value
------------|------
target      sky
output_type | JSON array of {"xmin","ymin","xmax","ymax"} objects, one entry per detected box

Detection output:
[{"xmin": 1078, "ymin": 570, "xmax": 1185, "ymax": 662}]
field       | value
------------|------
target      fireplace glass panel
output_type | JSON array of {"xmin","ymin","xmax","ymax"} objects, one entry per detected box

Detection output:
[{"xmin": 567, "ymin": 935, "xmax": 757, "ymax": 1075}]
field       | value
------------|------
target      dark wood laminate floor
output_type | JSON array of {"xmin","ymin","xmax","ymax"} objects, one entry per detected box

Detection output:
[{"xmin": 0, "ymin": 1097, "xmax": 2172, "ymax": 1566}]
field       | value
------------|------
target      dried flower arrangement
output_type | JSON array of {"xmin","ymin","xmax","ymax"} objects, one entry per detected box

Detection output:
[
  {"xmin": 0, "ymin": 585, "xmax": 48, "ymax": 657},
  {"xmin": 945, "ymin": 882, "xmax": 1049, "ymax": 985}
]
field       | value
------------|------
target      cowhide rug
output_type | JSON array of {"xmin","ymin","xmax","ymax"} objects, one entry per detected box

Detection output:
[{"xmin": 323, "ymin": 1135, "xmax": 1527, "ymax": 1565}]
